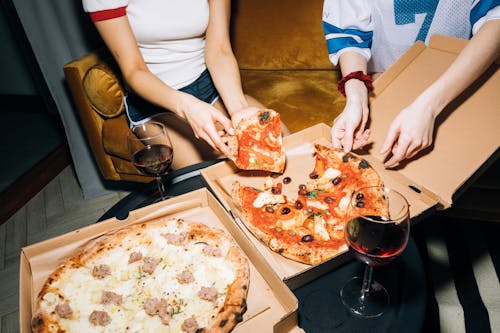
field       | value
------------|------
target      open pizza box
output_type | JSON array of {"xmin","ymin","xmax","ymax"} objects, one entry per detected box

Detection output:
[
  {"xmin": 201, "ymin": 35, "xmax": 499, "ymax": 289},
  {"xmin": 19, "ymin": 189, "xmax": 304, "ymax": 333}
]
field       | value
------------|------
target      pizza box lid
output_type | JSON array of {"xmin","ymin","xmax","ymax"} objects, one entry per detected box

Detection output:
[
  {"xmin": 19, "ymin": 188, "xmax": 302, "ymax": 333},
  {"xmin": 368, "ymin": 34, "xmax": 500, "ymax": 210},
  {"xmin": 200, "ymin": 35, "xmax": 499, "ymax": 288}
]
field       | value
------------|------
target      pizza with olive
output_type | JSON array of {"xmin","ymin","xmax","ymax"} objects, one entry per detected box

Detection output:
[
  {"xmin": 227, "ymin": 109, "xmax": 286, "ymax": 173},
  {"xmin": 231, "ymin": 144, "xmax": 384, "ymax": 265},
  {"xmin": 31, "ymin": 218, "xmax": 250, "ymax": 333}
]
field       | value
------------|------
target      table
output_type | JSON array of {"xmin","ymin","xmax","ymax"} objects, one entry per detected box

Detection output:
[{"xmin": 99, "ymin": 161, "xmax": 427, "ymax": 333}]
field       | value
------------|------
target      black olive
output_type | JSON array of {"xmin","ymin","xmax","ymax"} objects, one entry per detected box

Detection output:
[
  {"xmin": 356, "ymin": 192, "xmax": 364, "ymax": 200},
  {"xmin": 302, "ymin": 235, "xmax": 313, "ymax": 242},
  {"xmin": 281, "ymin": 207, "xmax": 291, "ymax": 215},
  {"xmin": 309, "ymin": 171, "xmax": 319, "ymax": 179},
  {"xmin": 283, "ymin": 176, "xmax": 292, "ymax": 184},
  {"xmin": 359, "ymin": 159, "xmax": 370, "ymax": 169},
  {"xmin": 271, "ymin": 186, "xmax": 281, "ymax": 194},
  {"xmin": 332, "ymin": 177, "xmax": 341, "ymax": 185},
  {"xmin": 295, "ymin": 200, "xmax": 303, "ymax": 209},
  {"xmin": 270, "ymin": 172, "xmax": 280, "ymax": 178},
  {"xmin": 219, "ymin": 320, "xmax": 227, "ymax": 327},
  {"xmin": 342, "ymin": 154, "xmax": 350, "ymax": 163},
  {"xmin": 356, "ymin": 201, "xmax": 365, "ymax": 208},
  {"xmin": 265, "ymin": 206, "xmax": 275, "ymax": 213},
  {"xmin": 298, "ymin": 184, "xmax": 308, "ymax": 196},
  {"xmin": 234, "ymin": 312, "xmax": 244, "ymax": 322},
  {"xmin": 259, "ymin": 111, "xmax": 270, "ymax": 124},
  {"xmin": 324, "ymin": 196, "xmax": 334, "ymax": 204}
]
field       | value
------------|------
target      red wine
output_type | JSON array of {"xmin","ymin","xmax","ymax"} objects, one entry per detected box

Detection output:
[
  {"xmin": 132, "ymin": 144, "xmax": 173, "ymax": 177},
  {"xmin": 345, "ymin": 215, "xmax": 409, "ymax": 266}
]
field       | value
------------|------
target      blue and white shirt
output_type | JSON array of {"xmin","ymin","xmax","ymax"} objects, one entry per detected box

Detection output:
[{"xmin": 323, "ymin": 0, "xmax": 500, "ymax": 73}]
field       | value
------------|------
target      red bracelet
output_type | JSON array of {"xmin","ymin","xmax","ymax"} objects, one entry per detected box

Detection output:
[{"xmin": 337, "ymin": 71, "xmax": 373, "ymax": 97}]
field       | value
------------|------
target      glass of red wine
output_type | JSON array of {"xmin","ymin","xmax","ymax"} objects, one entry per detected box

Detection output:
[
  {"xmin": 340, "ymin": 185, "xmax": 410, "ymax": 318},
  {"xmin": 127, "ymin": 121, "xmax": 174, "ymax": 201}
]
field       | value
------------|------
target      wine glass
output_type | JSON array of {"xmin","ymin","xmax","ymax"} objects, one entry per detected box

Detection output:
[
  {"xmin": 340, "ymin": 185, "xmax": 410, "ymax": 318},
  {"xmin": 127, "ymin": 121, "xmax": 174, "ymax": 201}
]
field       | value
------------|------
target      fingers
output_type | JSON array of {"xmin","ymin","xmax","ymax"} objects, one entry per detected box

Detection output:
[
  {"xmin": 341, "ymin": 130, "xmax": 354, "ymax": 152},
  {"xmin": 330, "ymin": 126, "xmax": 344, "ymax": 150},
  {"xmin": 213, "ymin": 112, "xmax": 235, "ymax": 136},
  {"xmin": 352, "ymin": 129, "xmax": 370, "ymax": 150},
  {"xmin": 382, "ymin": 136, "xmax": 427, "ymax": 168}
]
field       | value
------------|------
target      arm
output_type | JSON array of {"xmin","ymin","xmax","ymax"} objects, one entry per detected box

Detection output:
[
  {"xmin": 323, "ymin": 0, "xmax": 373, "ymax": 151},
  {"xmin": 94, "ymin": 16, "xmax": 234, "ymax": 154},
  {"xmin": 332, "ymin": 51, "xmax": 371, "ymax": 152},
  {"xmin": 205, "ymin": 0, "xmax": 248, "ymax": 116},
  {"xmin": 380, "ymin": 19, "xmax": 500, "ymax": 168}
]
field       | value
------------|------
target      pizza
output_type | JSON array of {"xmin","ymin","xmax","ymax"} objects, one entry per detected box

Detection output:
[
  {"xmin": 31, "ymin": 218, "xmax": 250, "ymax": 333},
  {"xmin": 227, "ymin": 109, "xmax": 286, "ymax": 173},
  {"xmin": 231, "ymin": 144, "xmax": 385, "ymax": 265}
]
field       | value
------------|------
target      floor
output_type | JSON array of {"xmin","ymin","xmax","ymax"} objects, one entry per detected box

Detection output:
[
  {"xmin": 0, "ymin": 165, "xmax": 128, "ymax": 332},
  {"xmin": 1, "ymin": 161, "xmax": 498, "ymax": 332}
]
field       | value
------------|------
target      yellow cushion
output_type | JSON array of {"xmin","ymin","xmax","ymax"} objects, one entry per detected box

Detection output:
[{"xmin": 83, "ymin": 63, "xmax": 124, "ymax": 118}]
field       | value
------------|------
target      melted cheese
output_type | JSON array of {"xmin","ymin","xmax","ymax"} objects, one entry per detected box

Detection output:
[
  {"xmin": 312, "ymin": 215, "xmax": 330, "ymax": 241},
  {"xmin": 252, "ymin": 192, "xmax": 285, "ymax": 208},
  {"xmin": 39, "ymin": 219, "xmax": 238, "ymax": 332}
]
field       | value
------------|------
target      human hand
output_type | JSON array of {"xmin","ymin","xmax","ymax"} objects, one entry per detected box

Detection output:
[
  {"xmin": 230, "ymin": 106, "xmax": 261, "ymax": 129},
  {"xmin": 181, "ymin": 96, "xmax": 234, "ymax": 155},
  {"xmin": 379, "ymin": 101, "xmax": 436, "ymax": 168},
  {"xmin": 331, "ymin": 94, "xmax": 370, "ymax": 152}
]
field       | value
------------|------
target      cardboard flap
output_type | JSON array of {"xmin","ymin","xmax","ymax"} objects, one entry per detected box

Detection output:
[{"xmin": 368, "ymin": 35, "xmax": 500, "ymax": 208}]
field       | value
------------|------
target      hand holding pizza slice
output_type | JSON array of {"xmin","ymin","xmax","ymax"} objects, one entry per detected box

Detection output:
[{"xmin": 227, "ymin": 109, "xmax": 286, "ymax": 173}]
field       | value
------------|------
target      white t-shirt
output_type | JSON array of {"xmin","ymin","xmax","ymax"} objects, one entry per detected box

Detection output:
[
  {"xmin": 82, "ymin": 0, "xmax": 209, "ymax": 89},
  {"xmin": 323, "ymin": 0, "xmax": 500, "ymax": 73}
]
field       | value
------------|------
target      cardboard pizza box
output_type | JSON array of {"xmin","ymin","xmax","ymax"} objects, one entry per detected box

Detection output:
[
  {"xmin": 19, "ymin": 189, "xmax": 303, "ymax": 333},
  {"xmin": 201, "ymin": 35, "xmax": 499, "ymax": 288}
]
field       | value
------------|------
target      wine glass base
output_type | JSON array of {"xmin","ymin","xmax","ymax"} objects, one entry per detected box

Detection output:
[{"xmin": 340, "ymin": 276, "xmax": 389, "ymax": 318}]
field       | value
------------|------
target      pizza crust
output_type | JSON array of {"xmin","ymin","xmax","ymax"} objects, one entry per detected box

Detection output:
[{"xmin": 32, "ymin": 218, "xmax": 250, "ymax": 333}]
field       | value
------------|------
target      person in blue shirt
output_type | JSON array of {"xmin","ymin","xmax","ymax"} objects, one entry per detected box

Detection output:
[{"xmin": 323, "ymin": 0, "xmax": 500, "ymax": 168}]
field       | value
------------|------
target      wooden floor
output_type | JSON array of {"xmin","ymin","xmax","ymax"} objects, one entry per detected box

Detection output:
[{"xmin": 0, "ymin": 165, "xmax": 128, "ymax": 332}]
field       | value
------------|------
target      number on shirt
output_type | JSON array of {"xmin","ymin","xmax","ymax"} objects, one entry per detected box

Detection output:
[{"xmin": 394, "ymin": 0, "xmax": 439, "ymax": 41}]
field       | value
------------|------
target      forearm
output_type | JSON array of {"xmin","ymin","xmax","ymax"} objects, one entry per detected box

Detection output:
[
  {"xmin": 125, "ymin": 69, "xmax": 192, "ymax": 119},
  {"xmin": 206, "ymin": 50, "xmax": 248, "ymax": 115},
  {"xmin": 338, "ymin": 51, "xmax": 370, "ymax": 104},
  {"xmin": 417, "ymin": 20, "xmax": 500, "ymax": 117}
]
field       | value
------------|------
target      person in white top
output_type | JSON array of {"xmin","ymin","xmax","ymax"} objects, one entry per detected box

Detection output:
[
  {"xmin": 82, "ymin": 0, "xmax": 287, "ymax": 168},
  {"xmin": 323, "ymin": 0, "xmax": 500, "ymax": 168}
]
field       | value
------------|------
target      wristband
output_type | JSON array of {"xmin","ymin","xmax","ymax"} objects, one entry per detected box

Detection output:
[{"xmin": 337, "ymin": 71, "xmax": 373, "ymax": 97}]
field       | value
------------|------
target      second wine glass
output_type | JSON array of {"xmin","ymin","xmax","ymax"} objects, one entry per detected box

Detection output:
[
  {"xmin": 127, "ymin": 121, "xmax": 174, "ymax": 201},
  {"xmin": 340, "ymin": 185, "xmax": 410, "ymax": 318}
]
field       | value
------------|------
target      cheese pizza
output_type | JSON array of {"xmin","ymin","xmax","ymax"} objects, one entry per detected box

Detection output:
[{"xmin": 31, "ymin": 218, "xmax": 250, "ymax": 333}]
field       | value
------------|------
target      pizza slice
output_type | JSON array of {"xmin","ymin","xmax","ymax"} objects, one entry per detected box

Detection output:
[{"xmin": 227, "ymin": 109, "xmax": 286, "ymax": 173}]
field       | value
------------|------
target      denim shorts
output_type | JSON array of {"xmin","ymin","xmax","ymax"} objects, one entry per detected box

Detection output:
[{"xmin": 125, "ymin": 68, "xmax": 220, "ymax": 125}]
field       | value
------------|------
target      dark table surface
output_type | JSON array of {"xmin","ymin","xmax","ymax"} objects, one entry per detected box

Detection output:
[{"xmin": 99, "ymin": 160, "xmax": 426, "ymax": 333}]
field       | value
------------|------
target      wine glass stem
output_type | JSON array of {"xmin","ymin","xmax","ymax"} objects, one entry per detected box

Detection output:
[
  {"xmin": 156, "ymin": 176, "xmax": 167, "ymax": 200},
  {"xmin": 360, "ymin": 264, "xmax": 373, "ymax": 306}
]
